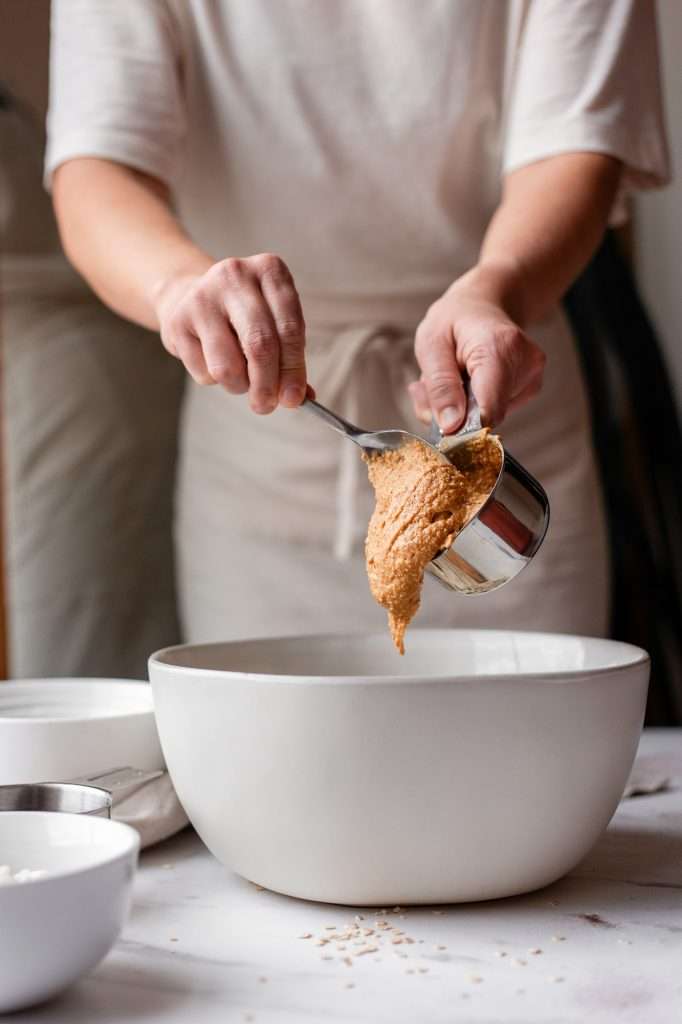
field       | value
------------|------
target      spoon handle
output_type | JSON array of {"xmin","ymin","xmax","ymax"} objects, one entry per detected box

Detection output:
[{"xmin": 302, "ymin": 398, "xmax": 365, "ymax": 443}]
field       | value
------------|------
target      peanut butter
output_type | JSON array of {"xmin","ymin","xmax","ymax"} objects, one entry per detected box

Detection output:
[{"xmin": 364, "ymin": 433, "xmax": 502, "ymax": 653}]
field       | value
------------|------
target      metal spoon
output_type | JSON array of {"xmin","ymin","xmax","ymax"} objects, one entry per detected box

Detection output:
[{"xmin": 302, "ymin": 398, "xmax": 452, "ymax": 462}]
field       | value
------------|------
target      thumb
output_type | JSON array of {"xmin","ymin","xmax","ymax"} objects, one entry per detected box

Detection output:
[{"xmin": 414, "ymin": 326, "xmax": 466, "ymax": 434}]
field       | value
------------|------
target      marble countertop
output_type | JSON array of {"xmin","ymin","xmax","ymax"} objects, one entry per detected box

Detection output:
[{"xmin": 13, "ymin": 729, "xmax": 682, "ymax": 1024}]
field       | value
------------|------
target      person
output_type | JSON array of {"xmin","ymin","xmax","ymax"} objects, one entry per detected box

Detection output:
[{"xmin": 46, "ymin": 0, "xmax": 669, "ymax": 644}]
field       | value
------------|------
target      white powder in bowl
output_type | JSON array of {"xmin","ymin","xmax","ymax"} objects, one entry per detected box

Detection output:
[{"xmin": 0, "ymin": 865, "xmax": 47, "ymax": 885}]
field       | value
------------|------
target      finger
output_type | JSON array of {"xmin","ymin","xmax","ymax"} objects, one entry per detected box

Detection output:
[
  {"xmin": 255, "ymin": 254, "xmax": 307, "ymax": 408},
  {"xmin": 467, "ymin": 327, "xmax": 544, "ymax": 426},
  {"xmin": 506, "ymin": 352, "xmax": 545, "ymax": 414},
  {"xmin": 467, "ymin": 347, "xmax": 512, "ymax": 427},
  {"xmin": 175, "ymin": 329, "xmax": 214, "ymax": 386},
  {"xmin": 414, "ymin": 325, "xmax": 466, "ymax": 433},
  {"xmin": 407, "ymin": 380, "xmax": 432, "ymax": 425},
  {"xmin": 192, "ymin": 298, "xmax": 249, "ymax": 394},
  {"xmin": 222, "ymin": 275, "xmax": 280, "ymax": 414},
  {"xmin": 507, "ymin": 378, "xmax": 542, "ymax": 415}
]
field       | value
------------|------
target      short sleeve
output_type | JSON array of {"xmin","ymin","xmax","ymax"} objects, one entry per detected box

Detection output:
[
  {"xmin": 45, "ymin": 0, "xmax": 185, "ymax": 189},
  {"xmin": 503, "ymin": 0, "xmax": 670, "ymax": 218}
]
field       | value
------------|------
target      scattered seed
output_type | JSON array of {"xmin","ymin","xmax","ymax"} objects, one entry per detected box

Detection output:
[
  {"xmin": 169, "ymin": 937, "xmax": 178, "ymax": 943},
  {"xmin": 298, "ymin": 933, "xmax": 313, "ymax": 940},
  {"xmin": 321, "ymin": 955, "xmax": 333, "ymax": 961},
  {"xmin": 494, "ymin": 951, "xmax": 508, "ymax": 958},
  {"xmin": 617, "ymin": 938, "xmax": 633, "ymax": 946},
  {"xmin": 345, "ymin": 982, "xmax": 355, "ymax": 989},
  {"xmin": 343, "ymin": 957, "xmax": 353, "ymax": 967},
  {"xmin": 549, "ymin": 976, "xmax": 565, "ymax": 984},
  {"xmin": 418, "ymin": 967, "xmax": 429, "ymax": 974},
  {"xmin": 324, "ymin": 925, "xmax": 337, "ymax": 931},
  {"xmin": 528, "ymin": 948, "xmax": 543, "ymax": 955},
  {"xmin": 434, "ymin": 944, "xmax": 447, "ymax": 951},
  {"xmin": 511, "ymin": 959, "xmax": 527, "ymax": 967},
  {"xmin": 391, "ymin": 938, "xmax": 404, "ymax": 945},
  {"xmin": 354, "ymin": 914, "xmax": 365, "ymax": 922},
  {"xmin": 337, "ymin": 945, "xmax": 347, "ymax": 951},
  {"xmin": 551, "ymin": 935, "xmax": 566, "ymax": 943},
  {"xmin": 470, "ymin": 975, "xmax": 483, "ymax": 983}
]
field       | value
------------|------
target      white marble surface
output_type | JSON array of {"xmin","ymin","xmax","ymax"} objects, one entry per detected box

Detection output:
[{"xmin": 11, "ymin": 729, "xmax": 682, "ymax": 1024}]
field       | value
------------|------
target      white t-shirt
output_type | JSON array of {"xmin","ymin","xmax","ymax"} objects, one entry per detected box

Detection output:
[{"xmin": 46, "ymin": 0, "xmax": 669, "ymax": 312}]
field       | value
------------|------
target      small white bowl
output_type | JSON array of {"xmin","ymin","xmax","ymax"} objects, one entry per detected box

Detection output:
[
  {"xmin": 0, "ymin": 678, "xmax": 164, "ymax": 784},
  {"xmin": 0, "ymin": 812, "xmax": 139, "ymax": 1012},
  {"xmin": 149, "ymin": 629, "xmax": 649, "ymax": 906}
]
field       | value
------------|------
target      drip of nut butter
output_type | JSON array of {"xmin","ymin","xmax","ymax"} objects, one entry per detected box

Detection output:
[{"xmin": 364, "ymin": 432, "xmax": 502, "ymax": 654}]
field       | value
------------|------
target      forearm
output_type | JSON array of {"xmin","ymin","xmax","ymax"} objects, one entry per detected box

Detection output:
[
  {"xmin": 473, "ymin": 152, "xmax": 622, "ymax": 326},
  {"xmin": 52, "ymin": 158, "xmax": 212, "ymax": 330}
]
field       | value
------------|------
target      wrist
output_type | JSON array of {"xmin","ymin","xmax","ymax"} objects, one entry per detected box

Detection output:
[
  {"xmin": 149, "ymin": 253, "xmax": 213, "ymax": 325},
  {"xmin": 450, "ymin": 259, "xmax": 528, "ymax": 325}
]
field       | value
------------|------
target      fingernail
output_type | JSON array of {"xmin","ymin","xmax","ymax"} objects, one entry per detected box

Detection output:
[
  {"xmin": 252, "ymin": 393, "xmax": 276, "ymax": 414},
  {"xmin": 282, "ymin": 385, "xmax": 304, "ymax": 406},
  {"xmin": 438, "ymin": 406, "xmax": 460, "ymax": 433}
]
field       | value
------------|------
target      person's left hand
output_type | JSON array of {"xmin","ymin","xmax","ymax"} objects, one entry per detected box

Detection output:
[{"xmin": 409, "ymin": 266, "xmax": 546, "ymax": 433}]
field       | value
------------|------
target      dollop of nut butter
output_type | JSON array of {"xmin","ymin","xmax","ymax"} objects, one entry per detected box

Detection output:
[{"xmin": 364, "ymin": 432, "xmax": 502, "ymax": 654}]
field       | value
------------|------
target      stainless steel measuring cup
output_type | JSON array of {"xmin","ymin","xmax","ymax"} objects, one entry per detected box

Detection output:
[
  {"xmin": 303, "ymin": 390, "xmax": 549, "ymax": 595},
  {"xmin": 0, "ymin": 766, "xmax": 163, "ymax": 818},
  {"xmin": 427, "ymin": 392, "xmax": 550, "ymax": 594}
]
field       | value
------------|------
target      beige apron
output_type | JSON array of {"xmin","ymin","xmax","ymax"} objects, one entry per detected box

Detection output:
[{"xmin": 176, "ymin": 296, "xmax": 609, "ymax": 644}]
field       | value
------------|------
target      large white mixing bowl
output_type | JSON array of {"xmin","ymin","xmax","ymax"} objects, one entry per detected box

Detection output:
[{"xmin": 148, "ymin": 630, "xmax": 649, "ymax": 905}]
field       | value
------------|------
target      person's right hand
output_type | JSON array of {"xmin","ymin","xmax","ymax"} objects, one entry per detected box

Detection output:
[{"xmin": 154, "ymin": 253, "xmax": 308, "ymax": 413}]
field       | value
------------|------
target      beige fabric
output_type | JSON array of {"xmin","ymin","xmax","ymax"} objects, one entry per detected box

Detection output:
[
  {"xmin": 2, "ymin": 92, "xmax": 186, "ymax": 679},
  {"xmin": 2, "ymin": 255, "xmax": 185, "ymax": 678},
  {"xmin": 112, "ymin": 772, "xmax": 189, "ymax": 850}
]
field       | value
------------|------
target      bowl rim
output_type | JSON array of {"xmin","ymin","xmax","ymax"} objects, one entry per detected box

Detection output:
[
  {"xmin": 0, "ymin": 812, "xmax": 139, "ymax": 891},
  {"xmin": 0, "ymin": 678, "xmax": 154, "ymax": 726},
  {"xmin": 148, "ymin": 628, "xmax": 650, "ymax": 686}
]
